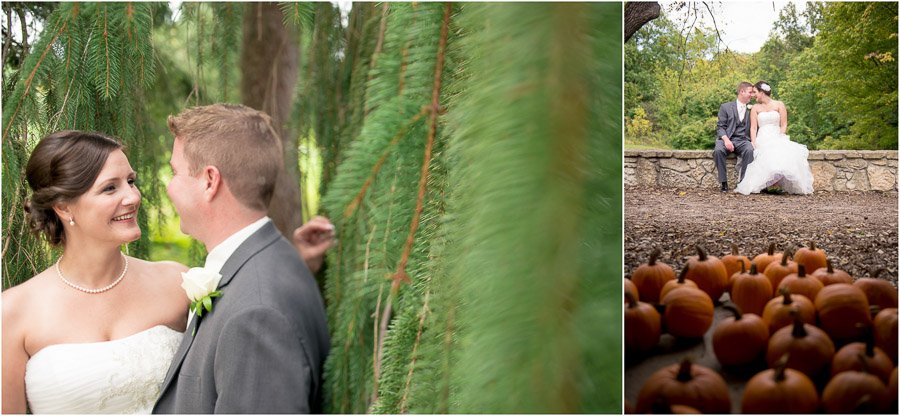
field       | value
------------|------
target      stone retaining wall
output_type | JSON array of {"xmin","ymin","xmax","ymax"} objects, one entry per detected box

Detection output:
[{"xmin": 624, "ymin": 150, "xmax": 898, "ymax": 192}]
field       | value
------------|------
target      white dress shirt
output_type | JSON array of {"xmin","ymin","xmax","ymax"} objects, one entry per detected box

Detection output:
[{"xmin": 737, "ymin": 100, "xmax": 746, "ymax": 122}]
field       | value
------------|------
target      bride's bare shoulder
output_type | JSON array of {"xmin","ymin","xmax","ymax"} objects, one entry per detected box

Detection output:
[
  {"xmin": 2, "ymin": 269, "xmax": 56, "ymax": 324},
  {"xmin": 130, "ymin": 257, "xmax": 188, "ymax": 283}
]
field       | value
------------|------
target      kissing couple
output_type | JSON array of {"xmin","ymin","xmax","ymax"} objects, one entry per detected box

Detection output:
[
  {"xmin": 714, "ymin": 81, "xmax": 814, "ymax": 195},
  {"xmin": 3, "ymin": 104, "xmax": 333, "ymax": 413}
]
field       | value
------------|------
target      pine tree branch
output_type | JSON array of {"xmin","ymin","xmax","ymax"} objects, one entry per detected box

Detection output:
[
  {"xmin": 400, "ymin": 288, "xmax": 431, "ymax": 413},
  {"xmin": 392, "ymin": 2, "xmax": 451, "ymax": 292},
  {"xmin": 344, "ymin": 107, "xmax": 428, "ymax": 218}
]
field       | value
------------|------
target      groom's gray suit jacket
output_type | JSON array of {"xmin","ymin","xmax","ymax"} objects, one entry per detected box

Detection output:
[
  {"xmin": 716, "ymin": 100, "xmax": 751, "ymax": 142},
  {"xmin": 153, "ymin": 222, "xmax": 330, "ymax": 414}
]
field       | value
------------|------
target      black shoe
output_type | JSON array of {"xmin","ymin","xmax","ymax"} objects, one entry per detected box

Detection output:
[{"xmin": 721, "ymin": 182, "xmax": 728, "ymax": 193}]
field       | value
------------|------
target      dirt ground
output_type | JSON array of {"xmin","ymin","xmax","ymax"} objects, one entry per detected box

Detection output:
[
  {"xmin": 625, "ymin": 187, "xmax": 898, "ymax": 280},
  {"xmin": 624, "ymin": 186, "xmax": 899, "ymax": 412}
]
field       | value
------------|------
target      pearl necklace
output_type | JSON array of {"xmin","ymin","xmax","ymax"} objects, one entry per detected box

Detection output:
[{"xmin": 55, "ymin": 252, "xmax": 128, "ymax": 294}]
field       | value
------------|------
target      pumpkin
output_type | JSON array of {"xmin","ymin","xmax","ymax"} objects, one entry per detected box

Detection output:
[
  {"xmin": 712, "ymin": 304, "xmax": 770, "ymax": 366},
  {"xmin": 726, "ymin": 260, "xmax": 748, "ymax": 295},
  {"xmin": 853, "ymin": 270, "xmax": 898, "ymax": 310},
  {"xmin": 625, "ymin": 291, "xmax": 661, "ymax": 352},
  {"xmin": 685, "ymin": 245, "xmax": 728, "ymax": 302},
  {"xmin": 762, "ymin": 287, "xmax": 816, "ymax": 334},
  {"xmin": 889, "ymin": 367, "xmax": 898, "ymax": 408},
  {"xmin": 766, "ymin": 309, "xmax": 835, "ymax": 378},
  {"xmin": 793, "ymin": 241, "xmax": 827, "ymax": 274},
  {"xmin": 872, "ymin": 307, "xmax": 898, "ymax": 365},
  {"xmin": 631, "ymin": 248, "xmax": 676, "ymax": 303},
  {"xmin": 821, "ymin": 354, "xmax": 890, "ymax": 414},
  {"xmin": 635, "ymin": 358, "xmax": 731, "ymax": 414},
  {"xmin": 661, "ymin": 286, "xmax": 714, "ymax": 339},
  {"xmin": 752, "ymin": 242, "xmax": 783, "ymax": 274},
  {"xmin": 830, "ymin": 324, "xmax": 893, "ymax": 384},
  {"xmin": 659, "ymin": 264, "xmax": 699, "ymax": 301},
  {"xmin": 722, "ymin": 244, "xmax": 751, "ymax": 282},
  {"xmin": 777, "ymin": 264, "xmax": 824, "ymax": 305},
  {"xmin": 732, "ymin": 263, "xmax": 774, "ymax": 315},
  {"xmin": 811, "ymin": 258, "xmax": 852, "ymax": 286},
  {"xmin": 764, "ymin": 248, "xmax": 799, "ymax": 292},
  {"xmin": 625, "ymin": 278, "xmax": 640, "ymax": 303},
  {"xmin": 815, "ymin": 283, "xmax": 873, "ymax": 343},
  {"xmin": 741, "ymin": 353, "xmax": 819, "ymax": 414},
  {"xmin": 624, "ymin": 398, "xmax": 635, "ymax": 414}
]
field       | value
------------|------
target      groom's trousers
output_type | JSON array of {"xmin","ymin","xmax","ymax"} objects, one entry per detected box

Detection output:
[{"xmin": 713, "ymin": 139, "xmax": 755, "ymax": 183}]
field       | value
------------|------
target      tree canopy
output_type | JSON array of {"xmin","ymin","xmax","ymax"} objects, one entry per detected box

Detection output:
[{"xmin": 625, "ymin": 1, "xmax": 898, "ymax": 150}]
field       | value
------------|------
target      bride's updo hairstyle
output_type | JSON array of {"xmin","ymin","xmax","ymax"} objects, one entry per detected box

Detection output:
[
  {"xmin": 24, "ymin": 130, "xmax": 123, "ymax": 246},
  {"xmin": 755, "ymin": 81, "xmax": 772, "ymax": 97}
]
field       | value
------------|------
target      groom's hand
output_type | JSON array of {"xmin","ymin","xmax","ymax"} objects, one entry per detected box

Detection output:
[
  {"xmin": 722, "ymin": 136, "xmax": 734, "ymax": 152},
  {"xmin": 293, "ymin": 216, "xmax": 337, "ymax": 274}
]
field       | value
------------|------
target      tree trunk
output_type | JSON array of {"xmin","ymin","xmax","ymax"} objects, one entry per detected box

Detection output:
[
  {"xmin": 241, "ymin": 2, "xmax": 304, "ymax": 239},
  {"xmin": 624, "ymin": 2, "xmax": 660, "ymax": 43}
]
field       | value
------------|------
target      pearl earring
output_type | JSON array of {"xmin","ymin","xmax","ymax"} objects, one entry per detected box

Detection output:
[{"xmin": 69, "ymin": 217, "xmax": 75, "ymax": 226}]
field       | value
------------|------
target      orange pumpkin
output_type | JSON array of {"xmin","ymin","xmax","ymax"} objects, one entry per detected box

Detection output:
[
  {"xmin": 732, "ymin": 263, "xmax": 774, "ymax": 315},
  {"xmin": 854, "ymin": 272, "xmax": 898, "ymax": 310},
  {"xmin": 872, "ymin": 307, "xmax": 898, "ymax": 365},
  {"xmin": 624, "ymin": 292, "xmax": 661, "ymax": 352},
  {"xmin": 726, "ymin": 260, "xmax": 748, "ymax": 295},
  {"xmin": 793, "ymin": 241, "xmax": 827, "ymax": 274},
  {"xmin": 763, "ymin": 248, "xmax": 799, "ymax": 292},
  {"xmin": 815, "ymin": 283, "xmax": 873, "ymax": 343},
  {"xmin": 712, "ymin": 305, "xmax": 769, "ymax": 366},
  {"xmin": 635, "ymin": 358, "xmax": 731, "ymax": 414},
  {"xmin": 661, "ymin": 286, "xmax": 714, "ymax": 339},
  {"xmin": 685, "ymin": 245, "xmax": 728, "ymax": 303},
  {"xmin": 722, "ymin": 244, "xmax": 751, "ymax": 282},
  {"xmin": 631, "ymin": 248, "xmax": 675, "ymax": 303},
  {"xmin": 762, "ymin": 287, "xmax": 816, "ymax": 334},
  {"xmin": 830, "ymin": 325, "xmax": 893, "ymax": 384},
  {"xmin": 777, "ymin": 264, "xmax": 824, "ymax": 305},
  {"xmin": 624, "ymin": 278, "xmax": 639, "ymax": 303},
  {"xmin": 889, "ymin": 367, "xmax": 898, "ymax": 408},
  {"xmin": 811, "ymin": 258, "xmax": 852, "ymax": 286},
  {"xmin": 741, "ymin": 354, "xmax": 819, "ymax": 414},
  {"xmin": 752, "ymin": 242, "xmax": 783, "ymax": 274},
  {"xmin": 766, "ymin": 309, "xmax": 835, "ymax": 378},
  {"xmin": 822, "ymin": 354, "xmax": 890, "ymax": 413},
  {"xmin": 659, "ymin": 264, "xmax": 699, "ymax": 301}
]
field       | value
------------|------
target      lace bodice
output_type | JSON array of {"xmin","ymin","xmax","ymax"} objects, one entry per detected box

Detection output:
[{"xmin": 25, "ymin": 325, "xmax": 183, "ymax": 414}]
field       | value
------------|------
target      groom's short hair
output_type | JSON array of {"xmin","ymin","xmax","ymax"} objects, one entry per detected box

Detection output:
[
  {"xmin": 167, "ymin": 104, "xmax": 283, "ymax": 212},
  {"xmin": 736, "ymin": 82, "xmax": 753, "ymax": 94}
]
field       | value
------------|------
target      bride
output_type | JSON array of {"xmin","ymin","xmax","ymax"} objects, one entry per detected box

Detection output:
[
  {"xmin": 735, "ymin": 81, "xmax": 814, "ymax": 195},
  {"xmin": 2, "ymin": 131, "xmax": 189, "ymax": 413}
]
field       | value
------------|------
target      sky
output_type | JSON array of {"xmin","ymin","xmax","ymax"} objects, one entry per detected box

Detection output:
[{"xmin": 662, "ymin": 1, "xmax": 810, "ymax": 54}]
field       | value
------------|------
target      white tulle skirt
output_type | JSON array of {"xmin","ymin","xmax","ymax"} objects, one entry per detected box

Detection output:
[{"xmin": 735, "ymin": 127, "xmax": 814, "ymax": 195}]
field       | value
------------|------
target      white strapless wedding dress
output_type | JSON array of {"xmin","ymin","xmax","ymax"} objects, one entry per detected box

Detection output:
[
  {"xmin": 25, "ymin": 325, "xmax": 183, "ymax": 414},
  {"xmin": 735, "ymin": 111, "xmax": 814, "ymax": 195}
]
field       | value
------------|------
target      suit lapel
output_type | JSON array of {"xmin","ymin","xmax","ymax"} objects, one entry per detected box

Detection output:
[{"xmin": 154, "ymin": 222, "xmax": 282, "ymax": 407}]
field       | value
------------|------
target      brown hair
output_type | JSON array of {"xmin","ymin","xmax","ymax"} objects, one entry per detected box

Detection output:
[
  {"xmin": 754, "ymin": 80, "xmax": 772, "ymax": 97},
  {"xmin": 736, "ymin": 81, "xmax": 754, "ymax": 95},
  {"xmin": 24, "ymin": 130, "xmax": 123, "ymax": 246},
  {"xmin": 167, "ymin": 104, "xmax": 283, "ymax": 211}
]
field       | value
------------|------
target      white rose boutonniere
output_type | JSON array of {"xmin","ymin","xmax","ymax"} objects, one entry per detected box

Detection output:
[
  {"xmin": 182, "ymin": 267, "xmax": 223, "ymax": 334},
  {"xmin": 746, "ymin": 104, "xmax": 752, "ymax": 110}
]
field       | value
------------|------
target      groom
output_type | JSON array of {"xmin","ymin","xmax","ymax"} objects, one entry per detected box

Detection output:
[
  {"xmin": 714, "ymin": 81, "xmax": 757, "ymax": 192},
  {"xmin": 153, "ymin": 104, "xmax": 330, "ymax": 413}
]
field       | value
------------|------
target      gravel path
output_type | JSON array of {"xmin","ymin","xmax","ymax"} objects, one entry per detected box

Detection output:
[{"xmin": 624, "ymin": 187, "xmax": 898, "ymax": 280}]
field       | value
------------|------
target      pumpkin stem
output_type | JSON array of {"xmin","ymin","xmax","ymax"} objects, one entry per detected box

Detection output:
[
  {"xmin": 858, "ymin": 323, "xmax": 876, "ymax": 357},
  {"xmin": 767, "ymin": 242, "xmax": 775, "ymax": 256},
  {"xmin": 677, "ymin": 264, "xmax": 689, "ymax": 283},
  {"xmin": 696, "ymin": 245, "xmax": 707, "ymax": 261},
  {"xmin": 779, "ymin": 287, "xmax": 793, "ymax": 305},
  {"xmin": 724, "ymin": 304, "xmax": 743, "ymax": 320},
  {"xmin": 773, "ymin": 353, "xmax": 789, "ymax": 382},
  {"xmin": 797, "ymin": 264, "xmax": 806, "ymax": 278},
  {"xmin": 857, "ymin": 352, "xmax": 871, "ymax": 374},
  {"xmin": 731, "ymin": 244, "xmax": 739, "ymax": 256},
  {"xmin": 676, "ymin": 357, "xmax": 693, "ymax": 382},
  {"xmin": 649, "ymin": 248, "xmax": 661, "ymax": 266},
  {"xmin": 781, "ymin": 249, "xmax": 792, "ymax": 266},
  {"xmin": 749, "ymin": 262, "xmax": 758, "ymax": 275},
  {"xmin": 853, "ymin": 395, "xmax": 875, "ymax": 414},
  {"xmin": 809, "ymin": 241, "xmax": 817, "ymax": 251},
  {"xmin": 790, "ymin": 308, "xmax": 807, "ymax": 338},
  {"xmin": 625, "ymin": 291, "xmax": 638, "ymax": 309},
  {"xmin": 739, "ymin": 261, "xmax": 746, "ymax": 274},
  {"xmin": 826, "ymin": 258, "xmax": 834, "ymax": 273},
  {"xmin": 870, "ymin": 304, "xmax": 882, "ymax": 319}
]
